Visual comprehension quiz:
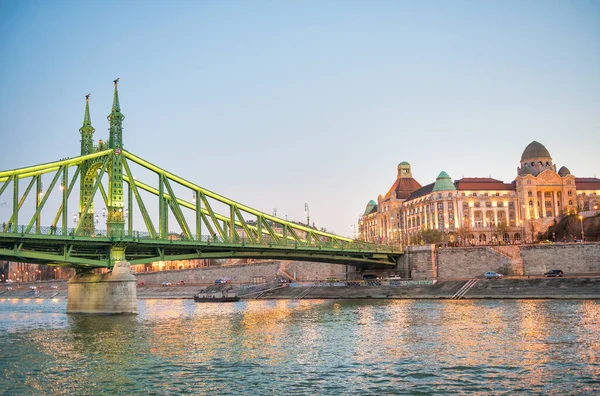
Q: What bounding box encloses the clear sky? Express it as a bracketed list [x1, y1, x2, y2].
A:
[1, 0, 599, 237]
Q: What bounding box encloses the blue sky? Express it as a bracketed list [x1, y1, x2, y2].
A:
[1, 0, 599, 237]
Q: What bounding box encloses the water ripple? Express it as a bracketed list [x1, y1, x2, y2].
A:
[0, 299, 599, 394]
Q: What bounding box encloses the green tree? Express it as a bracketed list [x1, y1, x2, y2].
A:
[420, 228, 442, 244]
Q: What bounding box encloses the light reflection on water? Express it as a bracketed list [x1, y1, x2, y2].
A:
[0, 298, 599, 394]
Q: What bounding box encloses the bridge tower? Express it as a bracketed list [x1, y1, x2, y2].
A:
[106, 79, 126, 238]
[78, 94, 97, 236]
[67, 80, 137, 315]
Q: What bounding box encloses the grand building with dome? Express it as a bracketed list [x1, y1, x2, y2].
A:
[358, 141, 600, 245]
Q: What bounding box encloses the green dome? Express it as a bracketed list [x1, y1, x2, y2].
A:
[432, 171, 456, 192]
[398, 161, 410, 166]
[363, 200, 378, 215]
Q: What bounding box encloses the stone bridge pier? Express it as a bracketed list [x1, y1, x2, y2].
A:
[67, 261, 138, 314]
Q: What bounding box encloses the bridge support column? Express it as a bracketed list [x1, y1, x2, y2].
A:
[67, 261, 138, 314]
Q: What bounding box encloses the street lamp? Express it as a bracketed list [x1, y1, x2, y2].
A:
[579, 215, 584, 242]
[304, 203, 310, 227]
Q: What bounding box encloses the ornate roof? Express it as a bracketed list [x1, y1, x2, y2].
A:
[363, 200, 378, 215]
[521, 141, 551, 161]
[384, 177, 422, 200]
[558, 166, 571, 176]
[432, 171, 456, 192]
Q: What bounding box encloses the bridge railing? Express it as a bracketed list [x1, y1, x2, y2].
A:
[0, 224, 402, 252]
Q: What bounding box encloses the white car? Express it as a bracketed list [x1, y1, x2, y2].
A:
[161, 282, 172, 287]
[50, 285, 58, 289]
[385, 275, 402, 281]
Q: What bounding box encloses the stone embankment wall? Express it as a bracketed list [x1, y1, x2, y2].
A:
[521, 243, 600, 275]
[264, 278, 600, 299]
[135, 260, 347, 285]
[401, 242, 600, 280]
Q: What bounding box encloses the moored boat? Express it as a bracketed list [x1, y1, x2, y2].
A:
[194, 291, 240, 302]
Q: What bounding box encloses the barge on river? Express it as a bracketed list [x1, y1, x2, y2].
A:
[194, 290, 240, 303]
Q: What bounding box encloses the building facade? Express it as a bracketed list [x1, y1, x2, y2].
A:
[358, 141, 600, 246]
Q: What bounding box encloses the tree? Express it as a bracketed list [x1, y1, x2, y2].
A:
[495, 221, 509, 244]
[457, 223, 472, 246]
[420, 228, 442, 244]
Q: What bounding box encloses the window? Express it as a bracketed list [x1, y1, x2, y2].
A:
[496, 193, 500, 196]
[485, 202, 492, 208]
[528, 191, 532, 197]
[461, 192, 466, 196]
[497, 202, 504, 207]
[474, 202, 481, 208]
[473, 193, 477, 197]
[544, 192, 551, 198]
[569, 200, 573, 205]
[484, 193, 489, 197]
[568, 191, 572, 197]
[438, 203, 444, 210]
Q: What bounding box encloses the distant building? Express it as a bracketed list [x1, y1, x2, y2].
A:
[358, 141, 600, 245]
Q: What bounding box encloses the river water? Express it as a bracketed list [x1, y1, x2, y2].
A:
[0, 298, 598, 395]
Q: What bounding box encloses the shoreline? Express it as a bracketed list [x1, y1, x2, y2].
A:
[2, 278, 599, 301]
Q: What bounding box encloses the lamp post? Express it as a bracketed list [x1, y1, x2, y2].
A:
[579, 215, 584, 242]
[304, 203, 310, 227]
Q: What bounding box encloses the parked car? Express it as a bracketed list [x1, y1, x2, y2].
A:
[362, 274, 380, 280]
[484, 271, 503, 279]
[544, 270, 564, 277]
[5, 286, 13, 290]
[50, 285, 58, 289]
[176, 281, 185, 285]
[161, 282, 172, 287]
[385, 275, 402, 281]
[29, 286, 37, 290]
[137, 282, 145, 287]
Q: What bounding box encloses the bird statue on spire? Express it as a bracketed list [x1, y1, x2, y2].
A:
[113, 78, 120, 85]
[85, 93, 91, 100]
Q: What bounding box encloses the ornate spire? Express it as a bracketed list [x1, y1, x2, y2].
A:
[111, 78, 121, 112]
[108, 78, 125, 149]
[79, 93, 95, 155]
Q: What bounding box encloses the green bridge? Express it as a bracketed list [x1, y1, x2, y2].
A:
[0, 80, 402, 279]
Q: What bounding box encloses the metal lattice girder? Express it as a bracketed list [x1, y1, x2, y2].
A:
[121, 150, 370, 247]
[0, 149, 401, 269]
